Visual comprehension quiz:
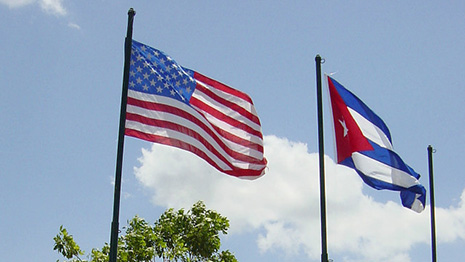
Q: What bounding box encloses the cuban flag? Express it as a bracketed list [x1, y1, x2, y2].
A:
[327, 75, 426, 212]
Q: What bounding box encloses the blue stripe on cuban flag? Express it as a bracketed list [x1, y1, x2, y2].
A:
[327, 75, 426, 213]
[329, 78, 392, 144]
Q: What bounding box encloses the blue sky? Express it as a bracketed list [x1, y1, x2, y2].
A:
[1, 1, 464, 262]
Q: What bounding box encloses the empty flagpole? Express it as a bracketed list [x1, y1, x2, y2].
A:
[109, 8, 136, 262]
[315, 55, 329, 262]
[428, 145, 437, 262]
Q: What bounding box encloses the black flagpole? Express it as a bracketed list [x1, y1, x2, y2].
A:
[109, 8, 135, 262]
[315, 55, 329, 262]
[428, 145, 437, 262]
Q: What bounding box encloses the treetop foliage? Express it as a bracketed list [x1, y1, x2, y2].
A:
[53, 201, 237, 262]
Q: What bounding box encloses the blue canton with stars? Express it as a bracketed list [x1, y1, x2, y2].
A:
[129, 40, 196, 104]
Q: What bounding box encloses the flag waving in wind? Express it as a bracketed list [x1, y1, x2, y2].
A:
[327, 75, 426, 212]
[125, 40, 267, 179]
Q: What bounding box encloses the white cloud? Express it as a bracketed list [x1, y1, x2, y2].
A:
[133, 135, 465, 262]
[39, 0, 66, 16]
[67, 22, 81, 30]
[0, 0, 35, 8]
[435, 190, 465, 242]
[0, 0, 67, 16]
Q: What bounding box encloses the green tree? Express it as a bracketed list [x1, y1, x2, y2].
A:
[154, 201, 233, 262]
[53, 225, 85, 262]
[54, 201, 237, 262]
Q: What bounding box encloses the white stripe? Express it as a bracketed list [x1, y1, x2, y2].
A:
[127, 103, 265, 162]
[126, 120, 265, 170]
[410, 195, 425, 213]
[126, 120, 231, 170]
[192, 106, 264, 145]
[129, 90, 264, 147]
[196, 81, 257, 117]
[348, 108, 393, 150]
[192, 88, 262, 132]
[352, 152, 420, 188]
[127, 90, 265, 164]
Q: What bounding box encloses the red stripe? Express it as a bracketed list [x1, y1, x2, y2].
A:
[127, 112, 233, 169]
[127, 97, 265, 163]
[194, 83, 261, 126]
[189, 96, 263, 140]
[125, 127, 224, 171]
[128, 96, 264, 151]
[193, 71, 253, 104]
[125, 128, 266, 178]
[126, 112, 265, 165]
[209, 124, 264, 153]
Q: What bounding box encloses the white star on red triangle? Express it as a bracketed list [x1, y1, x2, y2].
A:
[339, 119, 348, 137]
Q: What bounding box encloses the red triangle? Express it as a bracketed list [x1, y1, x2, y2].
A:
[327, 77, 373, 163]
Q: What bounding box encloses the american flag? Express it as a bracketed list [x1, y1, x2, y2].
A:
[125, 40, 267, 179]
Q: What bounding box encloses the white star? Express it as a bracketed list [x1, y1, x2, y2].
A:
[339, 119, 349, 137]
